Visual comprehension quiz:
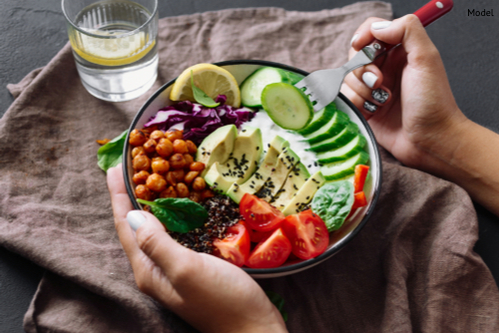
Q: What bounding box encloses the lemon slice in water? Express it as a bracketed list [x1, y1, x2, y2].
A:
[70, 29, 155, 67]
[170, 63, 241, 108]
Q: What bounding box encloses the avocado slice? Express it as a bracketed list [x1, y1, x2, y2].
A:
[196, 124, 238, 176]
[282, 171, 326, 216]
[271, 162, 310, 211]
[204, 127, 263, 193]
[227, 135, 289, 204]
[256, 147, 300, 202]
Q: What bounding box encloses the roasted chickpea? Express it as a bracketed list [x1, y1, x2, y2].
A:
[189, 191, 202, 203]
[189, 161, 205, 172]
[166, 171, 177, 186]
[186, 140, 197, 154]
[135, 184, 153, 200]
[183, 153, 194, 166]
[131, 146, 146, 158]
[151, 157, 170, 174]
[156, 138, 174, 158]
[150, 130, 165, 141]
[184, 171, 199, 184]
[133, 154, 151, 171]
[192, 177, 206, 191]
[143, 139, 157, 154]
[160, 186, 177, 198]
[146, 173, 167, 192]
[129, 129, 147, 146]
[133, 170, 150, 185]
[173, 139, 189, 154]
[201, 189, 215, 200]
[169, 153, 186, 169]
[166, 129, 183, 142]
[176, 183, 189, 198]
[171, 169, 185, 183]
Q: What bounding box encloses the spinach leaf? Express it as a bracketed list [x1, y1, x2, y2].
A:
[137, 198, 208, 233]
[191, 71, 220, 108]
[265, 291, 288, 322]
[97, 130, 128, 172]
[311, 181, 354, 232]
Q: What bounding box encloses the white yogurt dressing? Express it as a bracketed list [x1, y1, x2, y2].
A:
[242, 110, 320, 175]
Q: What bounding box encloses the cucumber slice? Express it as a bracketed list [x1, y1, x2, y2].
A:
[303, 111, 349, 145]
[240, 67, 304, 107]
[307, 122, 359, 153]
[321, 151, 370, 181]
[316, 135, 367, 164]
[296, 103, 337, 136]
[261, 82, 313, 131]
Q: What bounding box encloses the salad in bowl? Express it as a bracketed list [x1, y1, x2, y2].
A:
[122, 60, 381, 278]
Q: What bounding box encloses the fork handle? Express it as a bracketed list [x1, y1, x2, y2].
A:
[362, 0, 454, 61]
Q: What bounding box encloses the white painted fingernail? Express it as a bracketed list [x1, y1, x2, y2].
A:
[127, 210, 146, 231]
[350, 33, 359, 46]
[362, 72, 378, 88]
[372, 21, 392, 30]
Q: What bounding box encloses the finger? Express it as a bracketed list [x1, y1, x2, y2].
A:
[344, 69, 392, 105]
[351, 63, 384, 89]
[340, 83, 375, 120]
[135, 211, 201, 283]
[350, 17, 388, 51]
[107, 165, 143, 265]
[370, 14, 442, 70]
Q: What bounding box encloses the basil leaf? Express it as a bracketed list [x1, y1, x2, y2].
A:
[137, 198, 208, 233]
[311, 181, 354, 232]
[265, 291, 288, 322]
[97, 130, 128, 173]
[191, 71, 220, 108]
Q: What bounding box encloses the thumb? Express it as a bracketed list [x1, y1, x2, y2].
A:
[371, 14, 442, 70]
[128, 210, 195, 278]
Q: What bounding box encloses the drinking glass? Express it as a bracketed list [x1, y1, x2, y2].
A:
[62, 0, 158, 102]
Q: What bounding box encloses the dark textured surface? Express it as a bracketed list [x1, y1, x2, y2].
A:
[0, 1, 497, 332]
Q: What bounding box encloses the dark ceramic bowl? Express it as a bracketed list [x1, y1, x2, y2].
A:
[123, 60, 382, 278]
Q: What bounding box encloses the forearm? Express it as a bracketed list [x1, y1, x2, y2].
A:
[418, 118, 499, 215]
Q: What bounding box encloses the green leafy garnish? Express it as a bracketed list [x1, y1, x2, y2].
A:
[137, 198, 208, 233]
[97, 130, 127, 172]
[311, 181, 354, 232]
[191, 71, 220, 108]
[266, 291, 288, 322]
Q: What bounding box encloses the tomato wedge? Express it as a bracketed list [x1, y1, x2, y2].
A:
[282, 210, 329, 260]
[213, 222, 250, 267]
[246, 228, 292, 268]
[250, 229, 274, 243]
[240, 193, 285, 232]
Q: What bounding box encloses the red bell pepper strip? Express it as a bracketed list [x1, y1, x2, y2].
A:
[353, 165, 370, 193]
[351, 191, 367, 210]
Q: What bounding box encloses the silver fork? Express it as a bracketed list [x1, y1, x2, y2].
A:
[295, 0, 454, 112]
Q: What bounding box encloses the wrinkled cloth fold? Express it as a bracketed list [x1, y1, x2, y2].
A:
[0, 3, 497, 332]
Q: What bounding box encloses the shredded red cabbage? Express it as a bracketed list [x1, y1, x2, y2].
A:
[145, 95, 255, 145]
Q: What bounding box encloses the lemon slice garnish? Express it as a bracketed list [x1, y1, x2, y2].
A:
[70, 29, 155, 67]
[170, 63, 241, 108]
